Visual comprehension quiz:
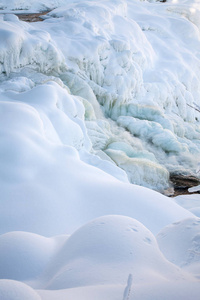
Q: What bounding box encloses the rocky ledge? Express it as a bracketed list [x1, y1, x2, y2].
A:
[169, 173, 200, 197]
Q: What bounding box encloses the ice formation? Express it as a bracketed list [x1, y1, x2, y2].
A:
[37, 215, 197, 289]
[174, 194, 200, 217]
[0, 0, 200, 299]
[0, 0, 199, 190]
[0, 0, 66, 12]
[0, 216, 200, 300]
[0, 14, 66, 75]
[0, 82, 193, 235]
[32, 0, 200, 190]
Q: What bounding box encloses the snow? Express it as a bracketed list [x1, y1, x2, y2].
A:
[0, 0, 200, 299]
[0, 15, 66, 75]
[157, 217, 200, 277]
[38, 215, 182, 290]
[1, 216, 200, 300]
[0, 0, 67, 12]
[174, 194, 200, 217]
[1, 0, 200, 188]
[31, 0, 200, 183]
[0, 280, 41, 300]
[0, 231, 59, 281]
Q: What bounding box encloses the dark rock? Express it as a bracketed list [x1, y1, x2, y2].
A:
[16, 11, 50, 23]
[169, 173, 200, 197]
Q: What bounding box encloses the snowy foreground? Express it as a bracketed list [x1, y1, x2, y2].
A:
[0, 0, 200, 299]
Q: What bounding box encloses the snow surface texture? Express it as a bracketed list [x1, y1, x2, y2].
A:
[1, 216, 200, 300]
[174, 194, 200, 217]
[157, 216, 200, 277]
[0, 0, 200, 300]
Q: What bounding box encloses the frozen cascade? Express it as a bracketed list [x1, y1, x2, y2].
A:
[44, 0, 200, 191]
[0, 0, 200, 191]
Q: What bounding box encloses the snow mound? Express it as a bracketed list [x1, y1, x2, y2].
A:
[0, 16, 65, 75]
[174, 194, 200, 218]
[0, 280, 41, 300]
[157, 217, 200, 277]
[0, 231, 57, 281]
[41, 215, 185, 290]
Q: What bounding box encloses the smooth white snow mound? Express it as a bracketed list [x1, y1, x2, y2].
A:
[0, 16, 65, 75]
[38, 284, 124, 300]
[40, 215, 191, 290]
[174, 194, 200, 217]
[0, 231, 58, 281]
[38, 281, 200, 300]
[105, 147, 169, 190]
[0, 280, 41, 300]
[157, 217, 200, 276]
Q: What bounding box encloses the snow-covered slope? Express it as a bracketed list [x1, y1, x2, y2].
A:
[0, 0, 200, 299]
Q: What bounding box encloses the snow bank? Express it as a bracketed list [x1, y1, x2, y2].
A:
[174, 194, 200, 217]
[0, 280, 41, 300]
[0, 1, 199, 299]
[157, 217, 200, 277]
[0, 231, 58, 281]
[41, 215, 186, 290]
